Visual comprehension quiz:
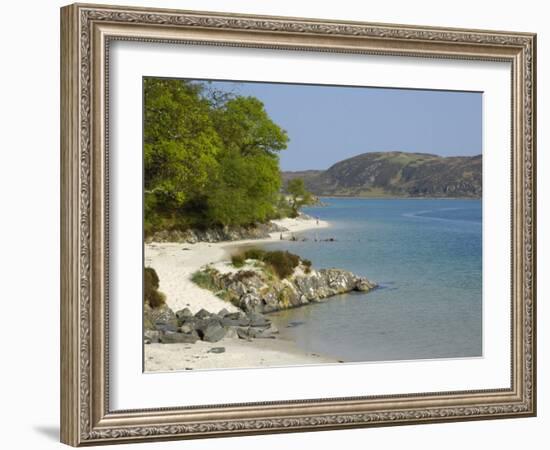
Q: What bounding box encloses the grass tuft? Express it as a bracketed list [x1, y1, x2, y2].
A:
[191, 269, 218, 291]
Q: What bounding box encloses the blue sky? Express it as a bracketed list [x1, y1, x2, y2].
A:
[206, 79, 482, 171]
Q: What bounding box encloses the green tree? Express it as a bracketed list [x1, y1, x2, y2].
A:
[143, 78, 221, 231]
[211, 96, 288, 157]
[207, 150, 281, 225]
[205, 96, 288, 226]
[286, 178, 313, 217]
[143, 79, 289, 233]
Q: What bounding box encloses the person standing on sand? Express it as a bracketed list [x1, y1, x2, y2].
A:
[316, 216, 319, 225]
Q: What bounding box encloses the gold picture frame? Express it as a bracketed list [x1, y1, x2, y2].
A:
[60, 3, 536, 446]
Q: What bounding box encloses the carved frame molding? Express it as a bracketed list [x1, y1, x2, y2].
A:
[60, 3, 536, 446]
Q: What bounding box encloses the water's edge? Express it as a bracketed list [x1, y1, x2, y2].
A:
[256, 198, 482, 363]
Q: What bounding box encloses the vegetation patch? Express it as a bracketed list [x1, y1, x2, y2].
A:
[231, 254, 246, 268]
[233, 248, 301, 279]
[191, 269, 219, 291]
[243, 248, 267, 260]
[144, 78, 291, 236]
[144, 267, 166, 308]
[302, 258, 312, 274]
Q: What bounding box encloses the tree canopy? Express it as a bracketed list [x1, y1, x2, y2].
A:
[143, 78, 289, 234]
[286, 178, 314, 217]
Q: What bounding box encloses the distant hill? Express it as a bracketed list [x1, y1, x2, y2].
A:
[282, 152, 482, 198]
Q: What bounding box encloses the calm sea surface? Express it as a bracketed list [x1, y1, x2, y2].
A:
[262, 198, 482, 362]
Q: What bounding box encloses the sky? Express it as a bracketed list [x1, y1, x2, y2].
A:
[205, 79, 482, 172]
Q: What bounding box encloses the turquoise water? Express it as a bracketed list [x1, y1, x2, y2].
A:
[263, 198, 482, 362]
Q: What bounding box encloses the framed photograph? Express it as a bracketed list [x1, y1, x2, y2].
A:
[60, 3, 537, 446]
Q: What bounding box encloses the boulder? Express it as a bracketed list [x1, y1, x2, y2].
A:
[196, 319, 226, 343]
[247, 312, 270, 328]
[155, 322, 178, 333]
[195, 308, 212, 320]
[224, 311, 248, 320]
[239, 327, 276, 339]
[207, 347, 226, 354]
[144, 303, 178, 332]
[160, 330, 199, 344]
[236, 327, 253, 340]
[355, 278, 377, 291]
[179, 323, 195, 334]
[221, 316, 250, 327]
[175, 307, 193, 324]
[217, 308, 231, 317]
[202, 323, 226, 343]
[144, 330, 161, 344]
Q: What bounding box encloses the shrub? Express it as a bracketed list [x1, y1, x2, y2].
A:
[243, 248, 266, 260]
[263, 250, 300, 279]
[231, 254, 245, 267]
[230, 248, 303, 279]
[191, 269, 218, 291]
[144, 267, 166, 308]
[302, 258, 312, 274]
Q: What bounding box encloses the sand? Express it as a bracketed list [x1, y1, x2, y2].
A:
[144, 337, 337, 372]
[144, 216, 329, 314]
[144, 216, 330, 371]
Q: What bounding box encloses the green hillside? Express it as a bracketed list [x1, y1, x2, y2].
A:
[282, 152, 481, 198]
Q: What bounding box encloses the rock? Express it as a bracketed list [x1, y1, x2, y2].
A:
[144, 303, 178, 332]
[221, 316, 250, 327]
[238, 293, 264, 313]
[239, 327, 276, 339]
[160, 330, 199, 344]
[225, 311, 247, 320]
[146, 222, 287, 244]
[189, 260, 377, 315]
[179, 323, 194, 334]
[355, 278, 377, 291]
[155, 322, 178, 333]
[251, 329, 277, 339]
[195, 308, 212, 320]
[236, 327, 253, 340]
[217, 308, 230, 317]
[207, 347, 226, 354]
[197, 319, 226, 342]
[175, 307, 193, 324]
[247, 312, 270, 327]
[144, 330, 161, 344]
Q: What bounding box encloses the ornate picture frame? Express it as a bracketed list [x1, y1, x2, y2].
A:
[60, 3, 536, 446]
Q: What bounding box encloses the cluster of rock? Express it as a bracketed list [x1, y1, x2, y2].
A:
[144, 304, 278, 345]
[199, 264, 377, 314]
[145, 221, 285, 244]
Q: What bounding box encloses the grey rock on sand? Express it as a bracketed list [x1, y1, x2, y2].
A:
[197, 319, 226, 343]
[160, 330, 199, 344]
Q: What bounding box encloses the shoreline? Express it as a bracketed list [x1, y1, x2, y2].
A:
[317, 195, 481, 200]
[144, 335, 338, 372]
[144, 216, 331, 371]
[145, 216, 329, 314]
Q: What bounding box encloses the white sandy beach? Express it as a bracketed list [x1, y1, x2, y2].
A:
[144, 216, 330, 371]
[144, 216, 329, 314]
[145, 337, 337, 372]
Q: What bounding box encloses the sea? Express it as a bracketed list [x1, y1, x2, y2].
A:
[261, 197, 482, 363]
